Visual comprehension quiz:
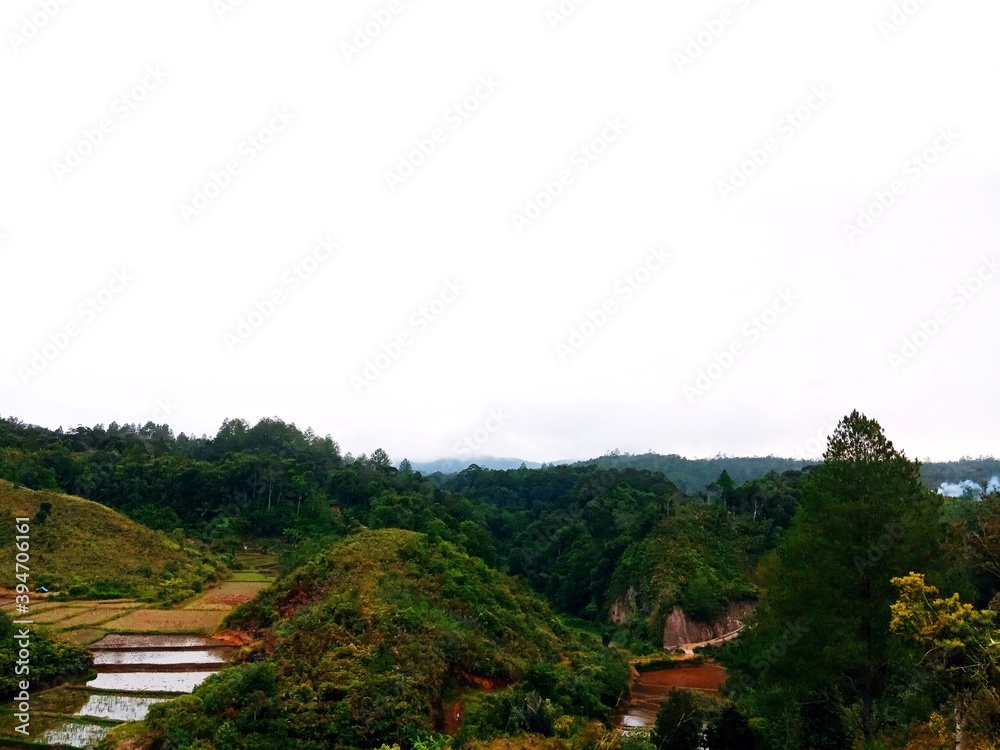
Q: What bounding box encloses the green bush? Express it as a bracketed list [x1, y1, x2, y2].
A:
[0, 611, 93, 697]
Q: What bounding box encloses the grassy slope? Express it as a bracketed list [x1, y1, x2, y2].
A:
[230, 527, 563, 670]
[0, 480, 222, 600]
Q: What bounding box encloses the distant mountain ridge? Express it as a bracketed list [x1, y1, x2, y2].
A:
[410, 452, 1000, 494]
[408, 456, 546, 474]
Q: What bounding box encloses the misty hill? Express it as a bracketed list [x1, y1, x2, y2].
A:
[416, 453, 814, 491]
[587, 453, 1000, 495]
[421, 451, 1000, 495]
[573, 453, 815, 492]
[921, 457, 1000, 496]
[408, 455, 545, 473]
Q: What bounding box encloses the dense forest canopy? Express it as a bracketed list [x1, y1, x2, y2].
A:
[0, 414, 802, 634]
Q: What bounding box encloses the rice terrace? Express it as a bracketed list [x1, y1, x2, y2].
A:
[0, 479, 276, 748]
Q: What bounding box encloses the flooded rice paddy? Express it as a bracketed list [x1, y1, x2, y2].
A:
[86, 669, 222, 693]
[93, 648, 236, 666]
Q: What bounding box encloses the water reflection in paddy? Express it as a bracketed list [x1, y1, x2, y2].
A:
[76, 693, 170, 721]
[90, 634, 223, 650]
[41, 720, 110, 749]
[93, 649, 235, 666]
[88, 670, 219, 693]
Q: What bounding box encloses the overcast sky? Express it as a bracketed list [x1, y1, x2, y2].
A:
[2, 0, 998, 464]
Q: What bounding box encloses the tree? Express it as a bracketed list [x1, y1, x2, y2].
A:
[368, 448, 394, 471]
[717, 469, 736, 511]
[705, 703, 756, 749]
[891, 572, 1000, 750]
[33, 500, 52, 524]
[724, 411, 943, 745]
[960, 494, 1000, 583]
[652, 689, 706, 750]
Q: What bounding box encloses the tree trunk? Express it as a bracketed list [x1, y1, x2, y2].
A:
[861, 690, 874, 740]
[861, 607, 875, 740]
[954, 690, 965, 750]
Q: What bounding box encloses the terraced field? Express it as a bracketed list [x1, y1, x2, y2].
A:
[0, 553, 277, 749]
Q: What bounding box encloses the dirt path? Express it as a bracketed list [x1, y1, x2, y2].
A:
[678, 624, 745, 656]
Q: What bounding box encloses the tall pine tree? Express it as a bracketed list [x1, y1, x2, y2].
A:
[724, 411, 942, 747]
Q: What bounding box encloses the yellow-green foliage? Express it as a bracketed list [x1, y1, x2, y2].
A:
[0, 480, 224, 601]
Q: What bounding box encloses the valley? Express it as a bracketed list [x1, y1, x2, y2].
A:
[0, 413, 997, 749]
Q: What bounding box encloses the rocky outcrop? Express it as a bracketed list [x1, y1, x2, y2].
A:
[662, 601, 754, 649]
[608, 585, 640, 625]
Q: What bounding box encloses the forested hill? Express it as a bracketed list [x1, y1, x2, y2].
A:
[112, 529, 631, 749]
[571, 453, 813, 492]
[577, 452, 1000, 493]
[0, 414, 783, 632]
[424, 452, 1000, 494]
[421, 455, 814, 492]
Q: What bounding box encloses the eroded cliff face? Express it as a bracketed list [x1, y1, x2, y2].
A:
[662, 601, 754, 649]
[608, 585, 640, 625]
[608, 590, 754, 649]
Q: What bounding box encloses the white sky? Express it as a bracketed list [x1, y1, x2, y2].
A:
[2, 0, 998, 464]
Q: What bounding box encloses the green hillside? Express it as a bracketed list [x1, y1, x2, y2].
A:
[0, 480, 223, 602]
[112, 529, 630, 749]
[608, 504, 759, 631]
